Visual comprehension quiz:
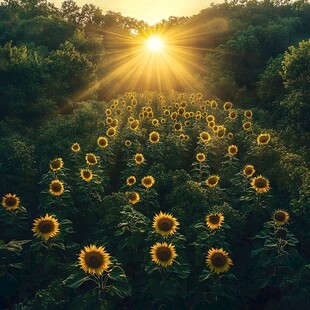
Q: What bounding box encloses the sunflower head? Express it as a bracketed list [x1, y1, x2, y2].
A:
[78, 244, 111, 275]
[223, 102, 233, 110]
[152, 119, 159, 126]
[273, 210, 289, 225]
[128, 192, 140, 204]
[229, 111, 237, 120]
[130, 120, 139, 130]
[217, 127, 226, 138]
[125, 140, 132, 147]
[243, 122, 252, 131]
[206, 248, 233, 274]
[149, 131, 160, 144]
[227, 132, 234, 139]
[86, 153, 98, 165]
[126, 176, 136, 186]
[49, 180, 64, 196]
[80, 169, 93, 182]
[141, 176, 155, 189]
[2, 193, 20, 211]
[244, 109, 253, 118]
[97, 137, 108, 148]
[211, 100, 217, 109]
[257, 133, 271, 145]
[107, 127, 116, 137]
[150, 242, 177, 267]
[243, 165, 255, 178]
[134, 153, 145, 165]
[206, 213, 224, 230]
[153, 211, 179, 236]
[251, 175, 270, 193]
[71, 143, 81, 153]
[228, 145, 238, 156]
[49, 158, 64, 171]
[207, 115, 215, 122]
[32, 213, 59, 240]
[206, 175, 220, 188]
[200, 131, 211, 143]
[196, 153, 206, 162]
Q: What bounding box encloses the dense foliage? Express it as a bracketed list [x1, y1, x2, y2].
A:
[0, 0, 309, 309]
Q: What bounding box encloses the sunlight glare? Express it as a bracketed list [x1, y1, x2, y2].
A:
[147, 36, 164, 52]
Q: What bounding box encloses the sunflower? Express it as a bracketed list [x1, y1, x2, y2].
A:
[152, 119, 159, 126]
[150, 242, 177, 267]
[243, 165, 255, 178]
[206, 248, 233, 274]
[251, 175, 270, 193]
[107, 127, 116, 137]
[174, 123, 182, 131]
[125, 140, 132, 147]
[126, 176, 136, 186]
[2, 193, 20, 211]
[141, 176, 155, 189]
[149, 131, 160, 144]
[211, 100, 217, 109]
[49, 158, 64, 171]
[217, 127, 226, 138]
[105, 108, 112, 116]
[243, 122, 252, 131]
[208, 121, 215, 129]
[106, 117, 112, 124]
[229, 111, 237, 120]
[178, 107, 185, 115]
[206, 213, 225, 230]
[228, 145, 238, 156]
[273, 210, 290, 225]
[134, 153, 145, 165]
[207, 115, 215, 122]
[196, 153, 206, 162]
[97, 137, 108, 148]
[71, 143, 81, 153]
[49, 180, 64, 196]
[244, 109, 253, 118]
[164, 109, 170, 116]
[110, 119, 118, 127]
[32, 214, 59, 240]
[78, 245, 111, 275]
[206, 175, 220, 188]
[200, 132, 211, 143]
[80, 169, 93, 182]
[223, 102, 233, 110]
[130, 120, 139, 130]
[257, 133, 270, 145]
[128, 192, 140, 204]
[153, 212, 179, 236]
[227, 132, 234, 139]
[86, 153, 98, 165]
[171, 112, 178, 120]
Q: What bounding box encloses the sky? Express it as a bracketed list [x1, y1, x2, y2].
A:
[51, 0, 223, 25]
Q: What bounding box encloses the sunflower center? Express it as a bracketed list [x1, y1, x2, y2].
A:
[151, 134, 159, 142]
[211, 253, 227, 268]
[244, 122, 251, 128]
[51, 160, 61, 169]
[5, 197, 17, 207]
[259, 136, 268, 143]
[245, 168, 253, 175]
[144, 178, 152, 185]
[208, 177, 218, 185]
[208, 215, 220, 225]
[255, 178, 267, 188]
[38, 221, 54, 233]
[158, 218, 173, 232]
[156, 247, 172, 262]
[99, 139, 107, 146]
[52, 183, 62, 192]
[83, 171, 91, 178]
[86, 252, 104, 269]
[87, 155, 96, 163]
[73, 145, 79, 150]
[275, 212, 286, 222]
[230, 147, 237, 154]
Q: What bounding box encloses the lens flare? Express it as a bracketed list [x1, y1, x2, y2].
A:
[147, 36, 164, 52]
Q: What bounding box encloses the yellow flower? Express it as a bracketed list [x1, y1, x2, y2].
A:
[229, 111, 237, 120]
[196, 153, 206, 162]
[97, 137, 108, 148]
[228, 145, 238, 156]
[125, 140, 132, 147]
[153, 211, 179, 236]
[206, 175, 220, 188]
[130, 120, 139, 130]
[128, 192, 140, 204]
[217, 127, 226, 138]
[105, 108, 112, 116]
[223, 102, 233, 110]
[126, 176, 136, 186]
[71, 143, 81, 153]
[251, 175, 270, 193]
[227, 132, 234, 139]
[150, 242, 177, 267]
[244, 110, 253, 118]
[206, 213, 224, 230]
[174, 123, 182, 131]
[243, 122, 252, 131]
[207, 115, 215, 122]
[273, 210, 290, 225]
[49, 158, 64, 171]
[49, 180, 64, 196]
[107, 127, 116, 137]
[200, 132, 211, 142]
[210, 100, 217, 109]
[86, 153, 98, 165]
[141, 176, 155, 189]
[152, 119, 159, 126]
[80, 169, 93, 182]
[257, 133, 270, 145]
[243, 165, 255, 178]
[206, 248, 233, 274]
[2, 193, 20, 211]
[32, 214, 59, 240]
[134, 153, 145, 165]
[78, 245, 111, 275]
[149, 131, 160, 144]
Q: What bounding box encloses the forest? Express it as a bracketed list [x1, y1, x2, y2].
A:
[0, 0, 309, 309]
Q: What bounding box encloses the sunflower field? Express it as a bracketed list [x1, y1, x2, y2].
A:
[1, 90, 309, 309]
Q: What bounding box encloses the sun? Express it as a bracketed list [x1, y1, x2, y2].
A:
[147, 36, 164, 52]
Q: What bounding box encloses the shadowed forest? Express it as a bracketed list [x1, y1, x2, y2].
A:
[0, 0, 310, 309]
